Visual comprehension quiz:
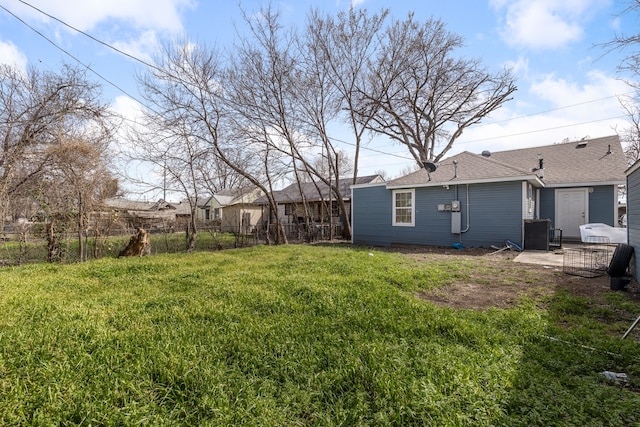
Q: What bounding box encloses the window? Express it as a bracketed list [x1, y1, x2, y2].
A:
[331, 202, 340, 218]
[285, 203, 295, 216]
[242, 212, 251, 226]
[214, 208, 221, 220]
[393, 189, 414, 226]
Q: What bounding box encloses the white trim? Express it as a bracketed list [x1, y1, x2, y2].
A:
[614, 185, 619, 226]
[350, 182, 387, 190]
[392, 189, 415, 227]
[548, 180, 624, 188]
[626, 159, 640, 175]
[386, 175, 544, 190]
[521, 182, 528, 220]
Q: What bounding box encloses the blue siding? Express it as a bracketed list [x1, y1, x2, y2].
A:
[539, 189, 555, 226]
[589, 186, 616, 225]
[628, 170, 640, 280]
[539, 185, 615, 228]
[353, 181, 524, 248]
[456, 182, 523, 247]
[351, 185, 393, 246]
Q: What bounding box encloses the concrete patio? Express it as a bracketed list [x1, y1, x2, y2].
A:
[514, 249, 566, 267]
[513, 243, 616, 268]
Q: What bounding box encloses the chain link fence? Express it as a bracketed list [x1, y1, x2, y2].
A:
[0, 220, 258, 266]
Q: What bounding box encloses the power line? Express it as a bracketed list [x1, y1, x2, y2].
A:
[327, 135, 414, 160]
[455, 114, 628, 145]
[0, 3, 148, 107]
[16, 0, 164, 74]
[350, 112, 629, 160]
[3, 0, 633, 163]
[475, 93, 634, 126]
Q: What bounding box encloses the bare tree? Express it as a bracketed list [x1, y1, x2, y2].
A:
[132, 41, 225, 252]
[225, 4, 317, 243]
[296, 11, 362, 239]
[619, 95, 640, 164]
[0, 63, 117, 261]
[37, 136, 118, 262]
[360, 14, 517, 165]
[603, 1, 640, 79]
[1, 65, 109, 218]
[306, 8, 388, 184]
[135, 34, 291, 246]
[602, 1, 640, 164]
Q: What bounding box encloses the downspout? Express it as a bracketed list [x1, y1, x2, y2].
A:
[461, 184, 470, 233]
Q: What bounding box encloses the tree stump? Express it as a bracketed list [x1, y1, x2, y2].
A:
[118, 228, 151, 257]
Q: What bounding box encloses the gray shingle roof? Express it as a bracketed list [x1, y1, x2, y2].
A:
[255, 174, 385, 204]
[104, 198, 157, 211]
[388, 135, 625, 188]
[388, 151, 534, 187]
[211, 187, 263, 206]
[488, 135, 625, 185]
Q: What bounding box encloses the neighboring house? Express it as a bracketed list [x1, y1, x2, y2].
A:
[352, 135, 626, 249]
[104, 198, 190, 230]
[256, 175, 385, 234]
[197, 187, 264, 233]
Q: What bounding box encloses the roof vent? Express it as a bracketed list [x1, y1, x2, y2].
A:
[481, 150, 491, 157]
[576, 142, 588, 149]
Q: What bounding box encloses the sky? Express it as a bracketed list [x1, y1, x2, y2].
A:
[0, 0, 637, 193]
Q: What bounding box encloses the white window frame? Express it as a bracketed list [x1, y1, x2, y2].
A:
[392, 189, 415, 226]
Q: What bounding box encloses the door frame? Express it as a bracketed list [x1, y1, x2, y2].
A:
[555, 188, 589, 238]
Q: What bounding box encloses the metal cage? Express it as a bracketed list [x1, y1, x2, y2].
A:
[563, 242, 615, 278]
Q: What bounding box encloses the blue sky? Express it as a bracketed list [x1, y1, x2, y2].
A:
[0, 0, 636, 184]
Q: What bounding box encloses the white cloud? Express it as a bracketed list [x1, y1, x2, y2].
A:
[7, 0, 193, 33]
[112, 30, 159, 64]
[504, 56, 529, 77]
[453, 69, 630, 153]
[491, 0, 608, 50]
[110, 95, 145, 152]
[530, 70, 628, 111]
[111, 94, 144, 118]
[0, 38, 27, 71]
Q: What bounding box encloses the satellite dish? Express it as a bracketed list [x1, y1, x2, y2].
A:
[422, 161, 438, 172]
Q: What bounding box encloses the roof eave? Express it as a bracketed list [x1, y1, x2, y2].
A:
[626, 159, 640, 176]
[350, 182, 388, 190]
[385, 175, 544, 189]
[544, 180, 625, 188]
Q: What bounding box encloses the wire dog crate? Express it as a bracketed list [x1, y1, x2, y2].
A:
[563, 238, 616, 278]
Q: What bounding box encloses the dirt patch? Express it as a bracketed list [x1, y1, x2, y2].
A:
[382, 245, 640, 311]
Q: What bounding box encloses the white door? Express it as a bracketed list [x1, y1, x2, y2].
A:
[555, 189, 588, 239]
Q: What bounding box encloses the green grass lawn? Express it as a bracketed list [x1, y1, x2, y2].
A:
[1, 245, 639, 426]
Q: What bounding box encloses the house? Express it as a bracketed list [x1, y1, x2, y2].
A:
[197, 187, 264, 233]
[256, 175, 385, 236]
[104, 198, 193, 231]
[352, 135, 626, 249]
[625, 160, 640, 279]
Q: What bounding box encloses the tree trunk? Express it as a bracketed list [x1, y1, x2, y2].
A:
[77, 198, 85, 262]
[185, 213, 198, 252]
[46, 220, 61, 263]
